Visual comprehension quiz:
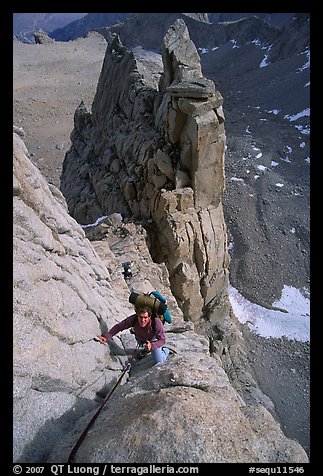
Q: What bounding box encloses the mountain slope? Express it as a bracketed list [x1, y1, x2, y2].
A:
[96, 13, 280, 51]
[13, 13, 88, 43]
[208, 12, 300, 27]
[200, 15, 310, 306]
[49, 12, 133, 41]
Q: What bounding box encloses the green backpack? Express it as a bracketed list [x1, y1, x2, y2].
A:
[129, 290, 172, 324]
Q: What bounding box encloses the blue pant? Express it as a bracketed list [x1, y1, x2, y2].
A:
[136, 338, 170, 364]
[152, 345, 170, 364]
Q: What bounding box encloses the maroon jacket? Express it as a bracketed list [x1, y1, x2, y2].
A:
[104, 314, 166, 350]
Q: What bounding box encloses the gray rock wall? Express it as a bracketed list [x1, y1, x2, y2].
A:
[14, 132, 132, 462]
[48, 335, 308, 464]
[61, 19, 229, 327]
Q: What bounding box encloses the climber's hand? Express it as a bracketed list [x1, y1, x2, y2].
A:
[145, 340, 152, 351]
[97, 335, 107, 344]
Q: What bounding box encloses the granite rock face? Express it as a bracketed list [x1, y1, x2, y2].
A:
[48, 340, 308, 464]
[13, 132, 126, 462]
[60, 19, 229, 328]
[13, 132, 308, 463]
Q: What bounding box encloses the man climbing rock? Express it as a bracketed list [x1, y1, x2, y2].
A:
[98, 306, 170, 364]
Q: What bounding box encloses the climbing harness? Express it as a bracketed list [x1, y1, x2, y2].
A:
[67, 341, 148, 463]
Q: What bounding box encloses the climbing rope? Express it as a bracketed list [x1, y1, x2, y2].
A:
[68, 337, 150, 463]
[68, 360, 131, 463]
[67, 338, 175, 463]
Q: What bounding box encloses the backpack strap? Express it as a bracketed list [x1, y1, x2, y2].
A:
[149, 291, 172, 324]
[149, 290, 166, 303]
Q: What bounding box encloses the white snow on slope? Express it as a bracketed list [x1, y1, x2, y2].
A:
[295, 124, 310, 135]
[259, 44, 272, 68]
[297, 49, 310, 72]
[81, 215, 108, 228]
[229, 284, 310, 342]
[257, 164, 267, 171]
[284, 109, 310, 122]
[266, 109, 280, 115]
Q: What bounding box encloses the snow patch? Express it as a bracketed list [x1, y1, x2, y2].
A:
[230, 177, 245, 183]
[295, 124, 310, 135]
[297, 49, 310, 72]
[259, 45, 272, 68]
[229, 284, 310, 342]
[81, 215, 109, 228]
[266, 109, 280, 115]
[281, 156, 292, 163]
[284, 108, 310, 122]
[257, 165, 267, 171]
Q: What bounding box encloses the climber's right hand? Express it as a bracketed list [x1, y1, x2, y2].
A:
[97, 335, 107, 344]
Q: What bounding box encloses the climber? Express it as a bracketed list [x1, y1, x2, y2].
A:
[98, 306, 170, 364]
[122, 261, 132, 280]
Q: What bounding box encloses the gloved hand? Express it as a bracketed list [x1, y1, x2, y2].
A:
[145, 340, 152, 351]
